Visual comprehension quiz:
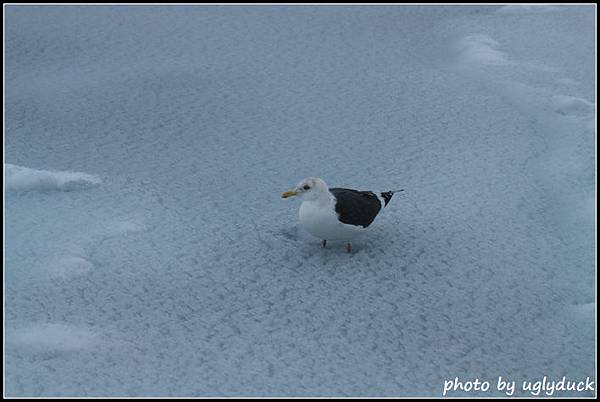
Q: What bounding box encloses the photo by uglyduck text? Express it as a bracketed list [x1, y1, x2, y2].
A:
[442, 376, 595, 396]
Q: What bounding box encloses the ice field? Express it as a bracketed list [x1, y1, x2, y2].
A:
[4, 5, 596, 396]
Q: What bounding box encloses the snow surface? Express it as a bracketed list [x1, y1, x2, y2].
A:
[4, 5, 596, 397]
[5, 164, 102, 192]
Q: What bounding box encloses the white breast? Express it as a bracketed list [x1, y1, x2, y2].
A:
[299, 199, 365, 241]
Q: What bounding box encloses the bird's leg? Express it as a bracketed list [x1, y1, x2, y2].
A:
[346, 243, 352, 253]
[321, 239, 327, 248]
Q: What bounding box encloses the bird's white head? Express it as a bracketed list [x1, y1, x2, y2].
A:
[282, 177, 330, 201]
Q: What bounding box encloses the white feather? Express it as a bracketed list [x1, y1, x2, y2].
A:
[292, 177, 367, 241]
[299, 197, 366, 241]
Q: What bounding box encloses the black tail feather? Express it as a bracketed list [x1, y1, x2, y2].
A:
[380, 189, 403, 206]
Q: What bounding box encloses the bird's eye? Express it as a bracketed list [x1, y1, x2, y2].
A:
[303, 185, 310, 190]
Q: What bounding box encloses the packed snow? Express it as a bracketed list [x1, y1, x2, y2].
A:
[5, 164, 101, 192]
[4, 5, 596, 397]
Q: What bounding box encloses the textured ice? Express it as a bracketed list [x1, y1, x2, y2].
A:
[4, 5, 596, 397]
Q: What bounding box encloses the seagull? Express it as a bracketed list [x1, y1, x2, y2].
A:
[282, 177, 402, 253]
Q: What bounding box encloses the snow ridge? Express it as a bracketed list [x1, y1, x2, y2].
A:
[5, 164, 102, 192]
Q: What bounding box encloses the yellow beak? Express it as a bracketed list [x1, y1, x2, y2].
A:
[281, 190, 298, 198]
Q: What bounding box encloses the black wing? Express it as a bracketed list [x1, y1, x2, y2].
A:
[329, 188, 382, 228]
